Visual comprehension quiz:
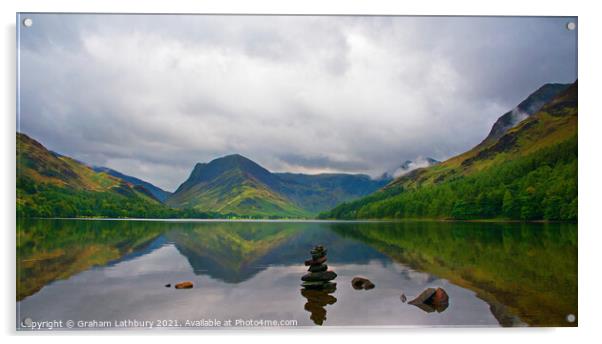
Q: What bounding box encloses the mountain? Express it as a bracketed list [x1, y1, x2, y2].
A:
[275, 172, 389, 213]
[479, 83, 570, 146]
[16, 133, 386, 219]
[93, 166, 172, 202]
[321, 81, 577, 221]
[16, 133, 178, 218]
[166, 154, 307, 217]
[166, 154, 388, 217]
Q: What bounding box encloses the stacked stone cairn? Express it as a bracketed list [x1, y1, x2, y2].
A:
[301, 245, 337, 289]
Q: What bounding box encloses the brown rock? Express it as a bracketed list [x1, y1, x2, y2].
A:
[310, 247, 327, 260]
[175, 281, 193, 289]
[301, 281, 336, 289]
[302, 271, 337, 282]
[351, 276, 375, 290]
[310, 245, 326, 255]
[309, 264, 328, 272]
[304, 256, 327, 266]
[408, 287, 449, 313]
[432, 287, 449, 305]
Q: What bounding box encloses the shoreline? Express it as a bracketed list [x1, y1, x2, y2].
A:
[18, 217, 577, 224]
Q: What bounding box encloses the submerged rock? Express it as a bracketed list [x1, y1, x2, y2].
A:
[175, 281, 194, 289]
[351, 276, 375, 290]
[408, 287, 449, 313]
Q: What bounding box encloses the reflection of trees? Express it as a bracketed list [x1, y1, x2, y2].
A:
[331, 221, 577, 326]
[17, 218, 165, 300]
[300, 284, 337, 325]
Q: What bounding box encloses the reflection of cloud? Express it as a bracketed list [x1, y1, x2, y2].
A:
[18, 15, 577, 190]
[104, 244, 192, 277]
[19, 252, 500, 326]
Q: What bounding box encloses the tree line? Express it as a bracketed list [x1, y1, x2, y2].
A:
[321, 135, 577, 221]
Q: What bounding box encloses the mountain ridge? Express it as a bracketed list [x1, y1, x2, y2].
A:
[16, 133, 175, 218]
[321, 81, 577, 221]
[167, 154, 389, 217]
[479, 83, 570, 147]
[93, 166, 172, 202]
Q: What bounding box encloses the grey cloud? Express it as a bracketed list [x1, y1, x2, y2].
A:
[276, 153, 371, 173]
[18, 14, 577, 191]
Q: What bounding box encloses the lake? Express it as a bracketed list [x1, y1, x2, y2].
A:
[16, 219, 577, 329]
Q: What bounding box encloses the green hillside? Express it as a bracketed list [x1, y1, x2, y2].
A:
[167, 154, 387, 218]
[93, 166, 172, 202]
[321, 81, 577, 221]
[16, 133, 208, 218]
[166, 155, 309, 217]
[275, 172, 388, 213]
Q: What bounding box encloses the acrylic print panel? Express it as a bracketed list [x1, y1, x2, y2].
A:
[16, 13, 578, 329]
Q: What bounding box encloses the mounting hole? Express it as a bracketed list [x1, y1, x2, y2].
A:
[23, 18, 33, 28]
[566, 22, 576, 31]
[566, 313, 576, 323]
[22, 317, 32, 327]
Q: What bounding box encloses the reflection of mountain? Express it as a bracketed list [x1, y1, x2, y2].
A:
[332, 221, 577, 327]
[18, 220, 393, 300]
[165, 223, 301, 283]
[165, 222, 389, 283]
[17, 219, 164, 301]
[104, 235, 170, 267]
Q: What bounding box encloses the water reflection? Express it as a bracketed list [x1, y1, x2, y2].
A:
[332, 221, 577, 326]
[16, 219, 577, 327]
[300, 284, 337, 325]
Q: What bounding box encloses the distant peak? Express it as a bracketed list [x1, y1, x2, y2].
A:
[174, 153, 276, 194]
[215, 153, 250, 161]
[480, 82, 572, 146]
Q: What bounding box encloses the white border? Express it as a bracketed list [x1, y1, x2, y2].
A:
[2, 1, 601, 343]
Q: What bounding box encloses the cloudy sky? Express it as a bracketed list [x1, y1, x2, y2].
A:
[18, 14, 577, 191]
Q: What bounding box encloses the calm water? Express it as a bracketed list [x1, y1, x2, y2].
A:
[16, 219, 577, 329]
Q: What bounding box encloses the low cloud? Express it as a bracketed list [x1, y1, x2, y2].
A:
[18, 15, 577, 191]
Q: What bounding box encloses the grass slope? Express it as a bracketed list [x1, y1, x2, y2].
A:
[321, 81, 577, 221]
[16, 133, 210, 218]
[168, 154, 387, 218]
[167, 161, 309, 218]
[93, 166, 172, 202]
